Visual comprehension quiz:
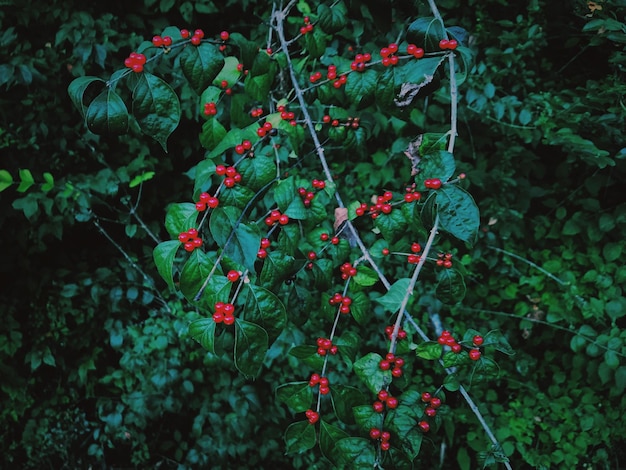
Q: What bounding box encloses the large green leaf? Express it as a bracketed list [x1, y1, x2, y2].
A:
[164, 202, 198, 238]
[152, 240, 180, 290]
[436, 185, 480, 244]
[349, 291, 371, 326]
[180, 250, 229, 303]
[132, 72, 181, 151]
[331, 385, 367, 424]
[353, 352, 392, 395]
[375, 278, 411, 312]
[188, 318, 217, 354]
[260, 250, 296, 291]
[234, 319, 268, 378]
[275, 382, 314, 413]
[179, 42, 224, 94]
[418, 150, 456, 183]
[415, 341, 443, 360]
[384, 393, 424, 460]
[244, 284, 287, 343]
[407, 16, 446, 51]
[435, 268, 467, 304]
[319, 420, 350, 464]
[68, 76, 104, 119]
[353, 405, 383, 434]
[284, 420, 316, 454]
[317, 1, 348, 34]
[85, 88, 129, 135]
[237, 155, 276, 192]
[394, 56, 445, 87]
[344, 69, 377, 107]
[334, 437, 376, 469]
[209, 206, 261, 272]
[199, 118, 227, 150]
[374, 208, 408, 244]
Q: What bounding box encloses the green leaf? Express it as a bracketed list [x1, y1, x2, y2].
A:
[332, 385, 367, 425]
[394, 56, 445, 87]
[289, 345, 325, 369]
[348, 291, 371, 326]
[374, 208, 408, 244]
[606, 298, 626, 320]
[67, 76, 105, 119]
[0, 169, 13, 192]
[442, 350, 467, 368]
[218, 184, 256, 210]
[334, 437, 376, 469]
[245, 72, 273, 102]
[407, 16, 446, 50]
[275, 382, 314, 413]
[334, 331, 361, 363]
[86, 88, 129, 135]
[260, 250, 296, 291]
[319, 420, 350, 463]
[234, 319, 269, 378]
[237, 155, 276, 192]
[344, 69, 377, 107]
[384, 395, 424, 460]
[352, 266, 378, 287]
[188, 318, 217, 354]
[179, 42, 225, 94]
[210, 206, 261, 272]
[129, 171, 155, 188]
[284, 420, 316, 454]
[317, 1, 348, 34]
[212, 56, 242, 89]
[436, 268, 466, 304]
[179, 250, 227, 303]
[153, 240, 180, 290]
[375, 278, 411, 312]
[615, 366, 626, 391]
[353, 405, 383, 433]
[375, 67, 396, 108]
[483, 330, 515, 356]
[436, 185, 480, 244]
[244, 284, 287, 344]
[353, 352, 392, 394]
[199, 118, 227, 150]
[418, 150, 456, 183]
[303, 28, 327, 59]
[415, 341, 443, 360]
[164, 202, 198, 238]
[443, 374, 460, 392]
[132, 72, 181, 151]
[17, 168, 34, 193]
[41, 172, 54, 192]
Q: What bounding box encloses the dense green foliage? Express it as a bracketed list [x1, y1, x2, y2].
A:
[1, 0, 625, 468]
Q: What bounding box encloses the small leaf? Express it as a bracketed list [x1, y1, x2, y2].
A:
[384, 395, 424, 460]
[284, 421, 316, 454]
[344, 69, 377, 107]
[132, 72, 181, 151]
[436, 185, 480, 245]
[415, 341, 443, 360]
[237, 155, 276, 192]
[374, 208, 408, 244]
[483, 330, 515, 356]
[129, 171, 155, 188]
[41, 172, 54, 192]
[353, 405, 383, 433]
[234, 319, 269, 378]
[334, 331, 361, 363]
[436, 268, 467, 304]
[317, 1, 348, 34]
[289, 345, 324, 369]
[17, 169, 35, 193]
[153, 240, 180, 290]
[164, 202, 198, 239]
[443, 374, 460, 391]
[179, 251, 226, 303]
[407, 16, 446, 50]
[352, 266, 378, 287]
[86, 88, 129, 135]
[275, 382, 314, 413]
[179, 42, 225, 94]
[199, 118, 227, 150]
[188, 318, 217, 353]
[375, 278, 411, 312]
[0, 169, 13, 192]
[260, 250, 296, 291]
[394, 56, 445, 88]
[353, 352, 392, 394]
[348, 291, 371, 326]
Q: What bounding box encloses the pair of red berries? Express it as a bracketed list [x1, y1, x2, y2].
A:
[379, 352, 405, 377]
[406, 43, 425, 59]
[372, 389, 399, 413]
[305, 409, 319, 424]
[319, 233, 340, 245]
[424, 178, 443, 189]
[234, 139, 252, 155]
[369, 427, 392, 451]
[384, 325, 407, 341]
[299, 16, 314, 35]
[264, 210, 289, 227]
[178, 228, 202, 252]
[195, 192, 219, 212]
[257, 237, 271, 259]
[151, 35, 172, 47]
[439, 38, 458, 50]
[256, 121, 274, 138]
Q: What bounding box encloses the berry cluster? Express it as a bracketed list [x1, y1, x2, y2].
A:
[328, 292, 352, 314]
[316, 337, 338, 356]
[380, 43, 400, 67]
[178, 228, 202, 252]
[190, 29, 204, 46]
[212, 301, 235, 325]
[305, 409, 319, 425]
[203, 101, 217, 116]
[339, 262, 357, 280]
[297, 179, 325, 207]
[369, 427, 392, 452]
[350, 52, 372, 72]
[256, 121, 275, 138]
[355, 191, 394, 219]
[264, 209, 289, 227]
[437, 329, 462, 353]
[299, 16, 314, 35]
[439, 38, 458, 50]
[195, 192, 219, 212]
[226, 270, 240, 282]
[309, 71, 323, 83]
[124, 52, 146, 73]
[308, 373, 330, 395]
[379, 352, 405, 377]
[406, 43, 425, 59]
[151, 35, 172, 47]
[404, 185, 422, 202]
[234, 139, 253, 155]
[424, 178, 442, 189]
[250, 107, 263, 118]
[324, 64, 347, 89]
[257, 237, 271, 259]
[436, 252, 453, 269]
[407, 242, 422, 264]
[421, 391, 442, 426]
[384, 325, 408, 340]
[372, 389, 399, 413]
[278, 105, 298, 126]
[215, 164, 242, 188]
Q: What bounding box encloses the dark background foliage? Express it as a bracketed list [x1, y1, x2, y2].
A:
[1, 0, 625, 468]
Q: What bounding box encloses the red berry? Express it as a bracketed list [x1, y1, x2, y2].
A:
[331, 236, 339, 245]
[451, 343, 462, 354]
[377, 390, 389, 402]
[430, 397, 442, 408]
[215, 164, 226, 175]
[220, 31, 230, 41]
[180, 29, 190, 39]
[381, 431, 391, 441]
[195, 202, 206, 211]
[469, 348, 482, 361]
[411, 242, 421, 253]
[380, 441, 390, 451]
[183, 242, 194, 252]
[473, 335, 484, 346]
[212, 312, 224, 323]
[223, 314, 235, 325]
[319, 385, 330, 395]
[206, 196, 219, 209]
[391, 367, 403, 378]
[386, 396, 398, 409]
[372, 401, 385, 413]
[439, 39, 450, 50]
[187, 228, 198, 238]
[448, 39, 458, 50]
[162, 36, 172, 46]
[425, 406, 437, 417]
[178, 232, 191, 243]
[419, 421, 430, 432]
[379, 360, 391, 371]
[421, 392, 432, 403]
[152, 36, 163, 47]
[385, 352, 395, 362]
[190, 36, 201, 46]
[194, 29, 205, 39]
[307, 251, 317, 261]
[369, 428, 381, 440]
[260, 238, 271, 249]
[227, 270, 240, 282]
[257, 248, 267, 259]
[278, 214, 289, 225]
